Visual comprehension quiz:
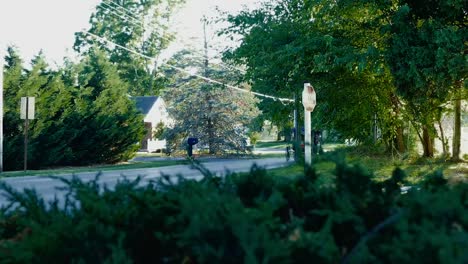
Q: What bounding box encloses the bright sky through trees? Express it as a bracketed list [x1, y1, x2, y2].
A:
[0, 0, 260, 66]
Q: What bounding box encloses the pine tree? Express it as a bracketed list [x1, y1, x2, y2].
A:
[68, 48, 145, 164]
[162, 49, 260, 154]
[2, 47, 24, 170]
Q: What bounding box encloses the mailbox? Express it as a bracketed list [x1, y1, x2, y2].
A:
[188, 137, 199, 146]
[187, 137, 198, 158]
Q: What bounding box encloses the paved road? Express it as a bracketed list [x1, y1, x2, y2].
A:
[0, 157, 292, 207]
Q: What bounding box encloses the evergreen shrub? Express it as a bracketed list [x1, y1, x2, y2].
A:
[0, 157, 466, 263]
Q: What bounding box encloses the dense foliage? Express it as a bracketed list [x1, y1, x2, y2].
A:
[2, 0, 190, 170]
[74, 0, 185, 95]
[220, 0, 467, 159]
[0, 156, 465, 263]
[2, 47, 145, 170]
[386, 0, 467, 158]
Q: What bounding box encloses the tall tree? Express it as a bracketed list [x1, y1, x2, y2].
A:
[386, 0, 467, 158]
[221, 0, 310, 139]
[2, 47, 24, 170]
[67, 48, 146, 164]
[162, 49, 260, 154]
[221, 0, 407, 150]
[74, 0, 185, 95]
[2, 47, 146, 170]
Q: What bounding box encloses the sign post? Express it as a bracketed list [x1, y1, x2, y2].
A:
[0, 51, 3, 173]
[21, 97, 35, 171]
[302, 83, 316, 166]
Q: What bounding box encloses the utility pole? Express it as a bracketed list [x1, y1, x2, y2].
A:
[0, 49, 3, 173]
[202, 15, 209, 77]
[202, 15, 215, 154]
[294, 92, 300, 161]
[24, 101, 29, 171]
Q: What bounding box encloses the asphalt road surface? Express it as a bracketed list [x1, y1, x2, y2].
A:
[0, 157, 292, 208]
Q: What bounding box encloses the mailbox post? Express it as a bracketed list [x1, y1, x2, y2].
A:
[187, 137, 199, 158]
[302, 83, 316, 166]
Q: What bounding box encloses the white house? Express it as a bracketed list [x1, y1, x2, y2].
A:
[133, 96, 171, 152]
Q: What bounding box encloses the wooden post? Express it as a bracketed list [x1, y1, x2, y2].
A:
[302, 83, 316, 166]
[0, 50, 3, 173]
[24, 98, 29, 171]
[304, 108, 312, 165]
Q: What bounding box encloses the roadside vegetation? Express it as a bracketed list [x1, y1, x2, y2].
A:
[0, 156, 465, 263]
[269, 153, 467, 185]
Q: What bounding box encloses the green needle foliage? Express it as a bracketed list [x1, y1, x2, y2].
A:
[2, 47, 145, 170]
[0, 157, 465, 263]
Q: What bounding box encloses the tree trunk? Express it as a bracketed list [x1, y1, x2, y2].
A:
[451, 95, 461, 161]
[208, 116, 215, 155]
[422, 125, 434, 158]
[395, 126, 405, 153]
[390, 93, 406, 153]
[437, 119, 449, 157]
[206, 93, 215, 154]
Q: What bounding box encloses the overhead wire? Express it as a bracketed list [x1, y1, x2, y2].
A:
[104, 0, 140, 21]
[99, 2, 143, 28]
[83, 31, 294, 103]
[100, 0, 247, 74]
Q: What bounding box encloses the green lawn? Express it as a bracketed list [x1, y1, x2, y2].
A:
[0, 160, 188, 178]
[265, 151, 467, 185]
[254, 141, 289, 149]
[343, 149, 468, 183]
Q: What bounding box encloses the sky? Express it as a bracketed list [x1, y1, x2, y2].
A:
[0, 0, 260, 67]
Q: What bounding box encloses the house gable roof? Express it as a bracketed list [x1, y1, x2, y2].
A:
[133, 96, 159, 115]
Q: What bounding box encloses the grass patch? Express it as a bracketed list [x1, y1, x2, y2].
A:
[264, 147, 467, 185]
[339, 146, 468, 183]
[344, 152, 466, 183]
[268, 161, 336, 177]
[267, 164, 304, 178]
[254, 141, 289, 149]
[0, 160, 188, 178]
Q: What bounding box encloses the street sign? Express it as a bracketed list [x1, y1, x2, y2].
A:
[20, 97, 35, 171]
[20, 97, 35, 120]
[302, 83, 316, 112]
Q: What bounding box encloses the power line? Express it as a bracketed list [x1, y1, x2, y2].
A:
[83, 31, 294, 103]
[99, 1, 247, 74]
[0, 48, 3, 172]
[99, 3, 143, 28]
[104, 0, 140, 21]
[102, 1, 167, 31]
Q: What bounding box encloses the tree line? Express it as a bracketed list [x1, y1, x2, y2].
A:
[2, 0, 262, 170]
[220, 0, 467, 160]
[2, 47, 145, 170]
[2, 0, 187, 171]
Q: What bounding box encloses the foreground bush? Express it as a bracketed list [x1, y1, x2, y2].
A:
[0, 157, 466, 263]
